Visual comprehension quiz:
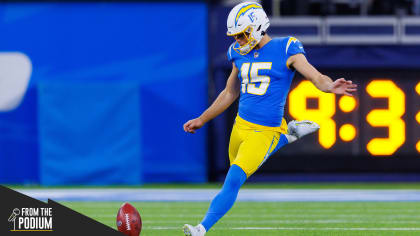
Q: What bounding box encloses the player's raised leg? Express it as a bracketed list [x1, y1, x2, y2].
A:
[286, 120, 320, 143]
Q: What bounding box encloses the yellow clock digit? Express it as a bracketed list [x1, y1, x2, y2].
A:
[366, 80, 405, 156]
[289, 81, 336, 149]
[416, 82, 420, 153]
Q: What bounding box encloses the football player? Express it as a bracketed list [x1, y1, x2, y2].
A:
[182, 2, 357, 235]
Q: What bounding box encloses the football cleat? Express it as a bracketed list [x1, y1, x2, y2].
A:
[287, 120, 320, 142]
[183, 224, 206, 236]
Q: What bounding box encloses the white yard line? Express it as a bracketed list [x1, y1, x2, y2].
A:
[15, 188, 420, 202]
[143, 226, 420, 231]
[141, 220, 420, 224]
[90, 214, 420, 220]
[231, 227, 420, 231]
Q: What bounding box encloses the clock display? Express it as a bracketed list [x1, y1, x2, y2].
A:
[285, 70, 420, 157]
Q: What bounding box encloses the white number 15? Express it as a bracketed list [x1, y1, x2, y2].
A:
[240, 62, 272, 95]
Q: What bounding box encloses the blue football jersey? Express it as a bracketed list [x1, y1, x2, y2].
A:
[227, 36, 305, 127]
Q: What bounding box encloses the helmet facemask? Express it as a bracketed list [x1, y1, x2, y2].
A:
[229, 26, 259, 55]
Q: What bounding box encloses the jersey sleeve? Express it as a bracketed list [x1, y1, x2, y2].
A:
[227, 42, 236, 62]
[285, 36, 305, 59]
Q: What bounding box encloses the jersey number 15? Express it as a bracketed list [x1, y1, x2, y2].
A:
[240, 62, 272, 95]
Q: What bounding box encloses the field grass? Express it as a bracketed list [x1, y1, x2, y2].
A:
[62, 201, 420, 236]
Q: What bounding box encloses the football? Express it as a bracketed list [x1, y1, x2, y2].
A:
[116, 202, 142, 236]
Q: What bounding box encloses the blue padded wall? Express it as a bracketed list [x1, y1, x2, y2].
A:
[0, 3, 208, 184]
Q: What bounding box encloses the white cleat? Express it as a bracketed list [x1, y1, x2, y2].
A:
[286, 120, 320, 143]
[183, 224, 206, 236]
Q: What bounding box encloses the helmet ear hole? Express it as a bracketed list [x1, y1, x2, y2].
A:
[257, 25, 261, 31]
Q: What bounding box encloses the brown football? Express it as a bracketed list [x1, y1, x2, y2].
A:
[116, 202, 142, 236]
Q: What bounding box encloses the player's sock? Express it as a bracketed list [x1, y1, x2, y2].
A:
[200, 164, 247, 231]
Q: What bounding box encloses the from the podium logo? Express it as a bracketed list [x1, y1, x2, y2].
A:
[8, 207, 53, 232]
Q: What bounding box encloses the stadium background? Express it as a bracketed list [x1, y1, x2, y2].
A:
[1, 1, 420, 235]
[1, 0, 420, 186]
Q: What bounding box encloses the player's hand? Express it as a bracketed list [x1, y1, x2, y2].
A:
[330, 78, 357, 96]
[183, 117, 205, 134]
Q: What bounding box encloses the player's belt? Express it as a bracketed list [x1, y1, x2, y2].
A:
[235, 115, 288, 134]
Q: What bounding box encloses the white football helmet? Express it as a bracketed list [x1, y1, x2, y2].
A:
[226, 1, 270, 55]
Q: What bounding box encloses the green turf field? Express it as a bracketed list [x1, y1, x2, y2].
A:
[62, 201, 420, 236]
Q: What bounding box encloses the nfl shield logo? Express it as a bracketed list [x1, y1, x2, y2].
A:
[254, 51, 259, 58]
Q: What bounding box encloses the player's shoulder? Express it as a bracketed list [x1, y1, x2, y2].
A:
[273, 36, 305, 56]
[273, 36, 301, 47]
[269, 37, 298, 52]
[227, 41, 239, 62]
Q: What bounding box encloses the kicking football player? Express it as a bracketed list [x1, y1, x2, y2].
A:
[182, 2, 357, 235]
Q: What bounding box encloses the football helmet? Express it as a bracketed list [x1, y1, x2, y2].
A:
[226, 1, 270, 55]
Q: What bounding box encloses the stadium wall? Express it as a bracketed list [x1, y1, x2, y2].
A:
[0, 3, 208, 185]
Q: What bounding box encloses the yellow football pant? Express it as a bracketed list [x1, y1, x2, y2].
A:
[229, 116, 289, 177]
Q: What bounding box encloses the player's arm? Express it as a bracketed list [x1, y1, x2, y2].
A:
[183, 62, 240, 134]
[287, 53, 357, 96]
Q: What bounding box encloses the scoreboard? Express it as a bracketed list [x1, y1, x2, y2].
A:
[283, 70, 420, 157]
[257, 69, 420, 173]
[288, 79, 420, 156]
